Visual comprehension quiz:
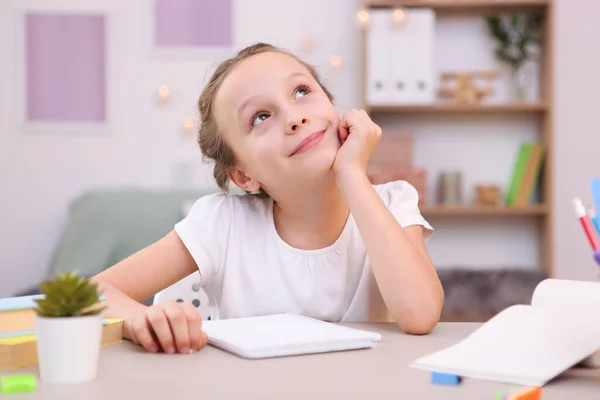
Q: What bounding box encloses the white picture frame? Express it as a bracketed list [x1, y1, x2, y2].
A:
[13, 0, 120, 136]
[142, 0, 235, 61]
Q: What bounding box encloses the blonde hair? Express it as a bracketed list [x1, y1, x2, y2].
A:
[197, 42, 335, 194]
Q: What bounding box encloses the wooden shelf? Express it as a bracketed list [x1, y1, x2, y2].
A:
[420, 204, 548, 216]
[365, 0, 551, 11]
[367, 103, 547, 114]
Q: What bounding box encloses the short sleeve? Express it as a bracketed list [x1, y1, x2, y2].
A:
[375, 180, 434, 240]
[174, 193, 231, 287]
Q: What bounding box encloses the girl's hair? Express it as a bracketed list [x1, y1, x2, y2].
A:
[197, 42, 335, 195]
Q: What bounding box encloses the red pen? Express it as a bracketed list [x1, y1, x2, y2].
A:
[573, 197, 600, 250]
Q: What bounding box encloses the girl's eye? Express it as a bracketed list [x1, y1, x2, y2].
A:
[250, 112, 270, 127]
[294, 85, 310, 100]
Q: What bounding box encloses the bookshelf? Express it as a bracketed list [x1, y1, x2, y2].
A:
[367, 103, 548, 114]
[361, 0, 555, 276]
[421, 204, 548, 217]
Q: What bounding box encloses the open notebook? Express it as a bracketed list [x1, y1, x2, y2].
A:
[201, 313, 382, 359]
[411, 279, 600, 387]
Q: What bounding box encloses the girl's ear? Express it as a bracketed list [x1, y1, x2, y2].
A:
[227, 167, 261, 193]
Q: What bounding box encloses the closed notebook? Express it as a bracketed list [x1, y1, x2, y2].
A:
[202, 313, 382, 359]
[410, 279, 600, 387]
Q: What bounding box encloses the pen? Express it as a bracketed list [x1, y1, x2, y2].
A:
[573, 197, 600, 250]
[588, 207, 600, 237]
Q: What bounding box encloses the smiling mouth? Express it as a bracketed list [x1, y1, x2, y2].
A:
[290, 129, 326, 156]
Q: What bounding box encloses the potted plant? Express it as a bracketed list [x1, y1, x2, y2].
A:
[485, 13, 543, 102]
[34, 272, 105, 384]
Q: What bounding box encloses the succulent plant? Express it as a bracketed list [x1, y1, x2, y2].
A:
[35, 272, 105, 317]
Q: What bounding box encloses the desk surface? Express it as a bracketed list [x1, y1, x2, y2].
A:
[2, 322, 599, 399]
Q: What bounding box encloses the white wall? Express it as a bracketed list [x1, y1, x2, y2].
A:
[1, 0, 599, 296]
[553, 0, 600, 281]
[0, 0, 363, 297]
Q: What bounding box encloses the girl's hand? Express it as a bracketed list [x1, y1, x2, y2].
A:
[333, 109, 382, 179]
[126, 301, 208, 354]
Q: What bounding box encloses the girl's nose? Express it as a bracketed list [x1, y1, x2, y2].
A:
[286, 117, 309, 135]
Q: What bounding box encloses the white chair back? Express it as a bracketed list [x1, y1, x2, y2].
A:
[152, 272, 216, 320]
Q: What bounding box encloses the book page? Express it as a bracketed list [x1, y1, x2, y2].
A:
[411, 305, 600, 386]
[531, 279, 600, 309]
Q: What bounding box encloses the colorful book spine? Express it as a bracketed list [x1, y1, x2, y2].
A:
[506, 143, 533, 206]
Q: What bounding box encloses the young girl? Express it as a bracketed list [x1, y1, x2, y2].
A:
[93, 42, 444, 355]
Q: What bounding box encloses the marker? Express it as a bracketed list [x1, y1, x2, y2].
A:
[573, 198, 600, 250]
[588, 208, 600, 237]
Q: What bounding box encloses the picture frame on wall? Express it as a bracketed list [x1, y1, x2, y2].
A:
[144, 0, 235, 60]
[13, 3, 119, 136]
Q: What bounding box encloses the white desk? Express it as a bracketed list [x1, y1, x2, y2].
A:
[2, 322, 599, 399]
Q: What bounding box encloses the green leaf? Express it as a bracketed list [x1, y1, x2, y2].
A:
[34, 272, 103, 318]
[79, 306, 106, 316]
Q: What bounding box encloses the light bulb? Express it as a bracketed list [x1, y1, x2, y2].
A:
[158, 84, 170, 99]
[182, 116, 195, 130]
[393, 8, 407, 27]
[330, 54, 342, 69]
[357, 10, 370, 24]
[299, 37, 315, 53]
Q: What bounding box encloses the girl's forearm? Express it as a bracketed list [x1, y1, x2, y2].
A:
[92, 279, 147, 340]
[337, 172, 443, 334]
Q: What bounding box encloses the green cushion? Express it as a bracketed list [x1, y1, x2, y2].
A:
[47, 187, 216, 278]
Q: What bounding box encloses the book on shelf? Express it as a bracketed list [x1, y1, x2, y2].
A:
[506, 142, 545, 207]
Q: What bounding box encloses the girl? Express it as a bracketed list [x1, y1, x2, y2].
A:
[93, 43, 444, 355]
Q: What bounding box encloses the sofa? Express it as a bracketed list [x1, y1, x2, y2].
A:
[16, 187, 216, 304]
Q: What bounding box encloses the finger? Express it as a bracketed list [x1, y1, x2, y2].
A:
[147, 305, 176, 353]
[180, 302, 204, 352]
[161, 302, 191, 354]
[338, 122, 350, 143]
[339, 111, 357, 142]
[132, 316, 159, 353]
[201, 331, 209, 348]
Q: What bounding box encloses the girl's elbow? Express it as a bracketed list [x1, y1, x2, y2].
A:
[396, 301, 443, 335]
[398, 314, 439, 335]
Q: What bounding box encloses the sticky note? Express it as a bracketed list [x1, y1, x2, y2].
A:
[430, 371, 462, 385]
[0, 373, 37, 394]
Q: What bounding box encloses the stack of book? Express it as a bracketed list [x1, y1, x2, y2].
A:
[0, 295, 123, 370]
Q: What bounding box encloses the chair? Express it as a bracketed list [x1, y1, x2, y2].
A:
[152, 272, 216, 321]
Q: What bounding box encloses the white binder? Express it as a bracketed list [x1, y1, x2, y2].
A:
[366, 9, 392, 105]
[405, 8, 436, 104]
[389, 12, 412, 104]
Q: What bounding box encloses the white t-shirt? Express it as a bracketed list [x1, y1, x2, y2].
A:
[174, 180, 433, 322]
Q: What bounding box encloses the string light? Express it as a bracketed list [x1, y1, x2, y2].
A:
[357, 10, 370, 24]
[330, 54, 342, 71]
[182, 116, 195, 131]
[157, 84, 170, 99]
[393, 8, 407, 27]
[298, 37, 315, 53]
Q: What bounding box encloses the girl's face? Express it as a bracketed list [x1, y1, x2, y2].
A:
[214, 51, 341, 197]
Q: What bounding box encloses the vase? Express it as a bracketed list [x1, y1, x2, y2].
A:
[510, 66, 528, 102]
[35, 314, 103, 384]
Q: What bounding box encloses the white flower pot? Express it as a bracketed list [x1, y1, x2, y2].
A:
[35, 314, 103, 384]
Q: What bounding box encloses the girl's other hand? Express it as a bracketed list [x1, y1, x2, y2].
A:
[126, 300, 208, 354]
